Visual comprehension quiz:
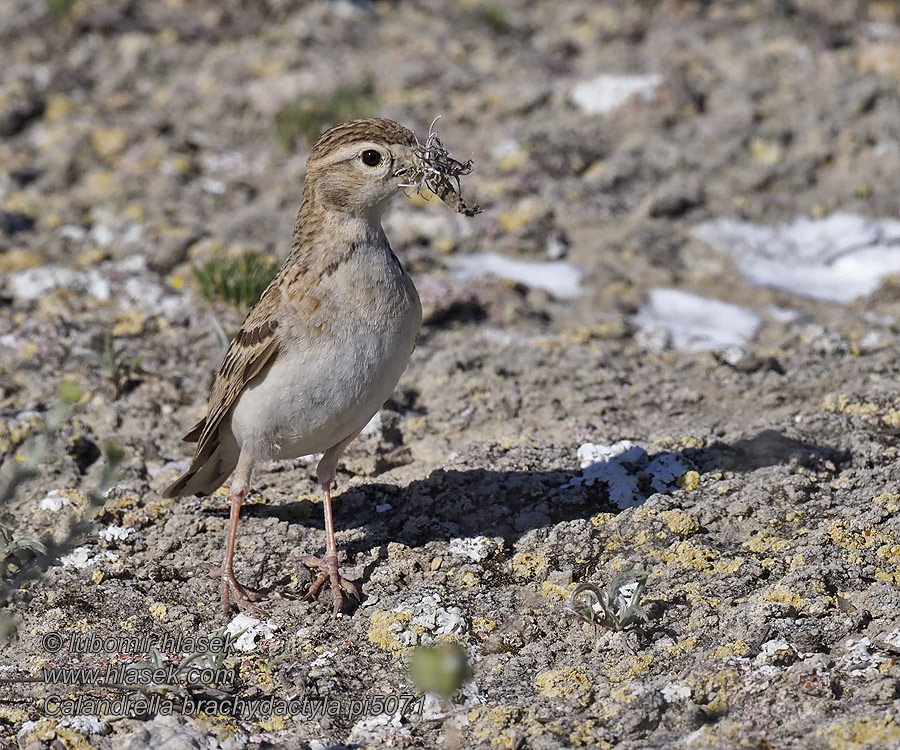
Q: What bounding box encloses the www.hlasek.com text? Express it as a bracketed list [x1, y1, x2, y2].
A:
[43, 662, 235, 688]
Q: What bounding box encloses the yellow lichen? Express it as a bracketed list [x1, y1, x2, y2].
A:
[603, 654, 653, 683]
[148, 602, 167, 621]
[0, 705, 27, 723]
[690, 669, 743, 714]
[822, 393, 879, 416]
[460, 571, 479, 588]
[568, 719, 609, 748]
[762, 584, 810, 611]
[660, 509, 700, 536]
[468, 705, 525, 748]
[874, 493, 900, 513]
[45, 93, 75, 120]
[657, 541, 741, 574]
[603, 534, 624, 551]
[653, 435, 705, 450]
[631, 528, 652, 546]
[817, 713, 900, 749]
[472, 617, 497, 633]
[535, 666, 593, 705]
[711, 640, 751, 659]
[749, 137, 783, 164]
[111, 309, 146, 337]
[676, 471, 701, 493]
[590, 512, 616, 527]
[22, 719, 95, 750]
[367, 610, 411, 653]
[672, 582, 721, 608]
[743, 531, 791, 554]
[876, 544, 900, 564]
[496, 199, 547, 234]
[540, 580, 575, 602]
[0, 249, 42, 272]
[632, 506, 658, 522]
[91, 126, 129, 162]
[666, 636, 697, 656]
[257, 715, 285, 732]
[658, 541, 716, 570]
[511, 552, 549, 579]
[874, 569, 900, 585]
[827, 521, 879, 551]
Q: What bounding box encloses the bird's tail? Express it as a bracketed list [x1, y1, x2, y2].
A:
[163, 444, 237, 498]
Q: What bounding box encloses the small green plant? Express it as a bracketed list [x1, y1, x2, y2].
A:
[568, 567, 650, 632]
[100, 333, 143, 399]
[194, 251, 279, 309]
[273, 78, 377, 149]
[466, 2, 511, 34]
[409, 642, 470, 699]
[0, 382, 121, 640]
[43, 0, 75, 18]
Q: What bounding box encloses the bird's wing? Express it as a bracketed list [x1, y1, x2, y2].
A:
[185, 281, 283, 470]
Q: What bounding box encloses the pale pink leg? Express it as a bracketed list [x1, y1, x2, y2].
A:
[301, 434, 360, 613]
[205, 453, 266, 616]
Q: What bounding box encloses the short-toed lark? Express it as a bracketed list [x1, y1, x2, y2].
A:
[165, 117, 479, 614]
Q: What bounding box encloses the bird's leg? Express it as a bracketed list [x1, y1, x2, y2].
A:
[301, 481, 360, 612]
[205, 454, 266, 617]
[302, 436, 360, 613]
[216, 490, 266, 616]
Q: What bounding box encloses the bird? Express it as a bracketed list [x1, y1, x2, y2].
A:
[164, 117, 479, 615]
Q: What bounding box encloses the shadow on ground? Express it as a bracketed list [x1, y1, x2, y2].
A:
[213, 428, 849, 552]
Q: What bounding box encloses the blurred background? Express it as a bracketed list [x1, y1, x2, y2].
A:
[2, 0, 900, 341]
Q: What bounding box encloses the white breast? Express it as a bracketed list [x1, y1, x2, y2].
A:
[229, 245, 421, 462]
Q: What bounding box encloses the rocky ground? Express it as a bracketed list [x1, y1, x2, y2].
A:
[3, 0, 900, 748]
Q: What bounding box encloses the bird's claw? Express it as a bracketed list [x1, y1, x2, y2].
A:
[301, 553, 359, 614]
[203, 562, 267, 617]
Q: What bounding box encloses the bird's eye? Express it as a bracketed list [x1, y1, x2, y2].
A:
[361, 149, 382, 167]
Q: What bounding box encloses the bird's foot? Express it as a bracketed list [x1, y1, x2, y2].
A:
[203, 563, 267, 617]
[301, 552, 359, 614]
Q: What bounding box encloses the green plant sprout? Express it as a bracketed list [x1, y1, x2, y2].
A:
[568, 567, 650, 632]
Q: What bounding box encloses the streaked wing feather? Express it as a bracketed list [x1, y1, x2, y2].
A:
[188, 284, 283, 470]
[182, 418, 205, 443]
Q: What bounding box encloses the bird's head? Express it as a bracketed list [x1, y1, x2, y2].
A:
[304, 117, 480, 219]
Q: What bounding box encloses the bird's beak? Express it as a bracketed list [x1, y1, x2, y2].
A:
[395, 126, 481, 217]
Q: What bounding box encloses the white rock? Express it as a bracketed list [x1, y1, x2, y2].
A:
[767, 305, 803, 323]
[59, 716, 107, 734]
[310, 650, 335, 668]
[225, 614, 279, 652]
[59, 547, 118, 569]
[200, 178, 227, 195]
[40, 490, 71, 512]
[8, 267, 111, 301]
[661, 683, 691, 703]
[448, 536, 498, 562]
[99, 525, 135, 542]
[632, 288, 761, 352]
[58, 225, 87, 240]
[572, 440, 692, 509]
[448, 252, 582, 300]
[571, 74, 663, 115]
[695, 213, 900, 302]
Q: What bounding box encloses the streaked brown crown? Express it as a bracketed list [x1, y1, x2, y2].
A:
[310, 118, 417, 161]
